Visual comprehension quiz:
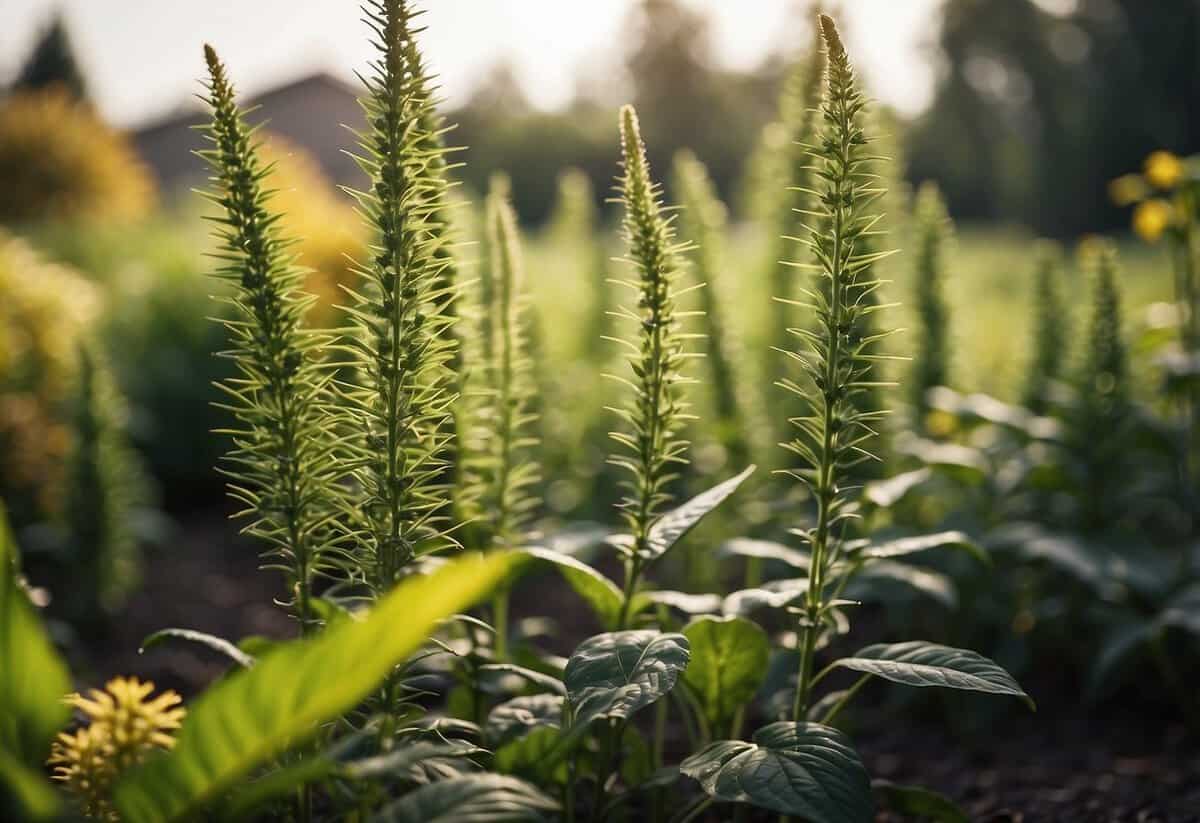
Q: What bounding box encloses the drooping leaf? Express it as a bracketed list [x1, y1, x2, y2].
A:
[682, 616, 770, 730]
[640, 466, 756, 560]
[722, 579, 809, 617]
[519, 547, 622, 628]
[485, 695, 565, 748]
[140, 628, 255, 669]
[863, 468, 932, 508]
[564, 630, 690, 727]
[680, 722, 872, 822]
[860, 531, 987, 565]
[832, 642, 1034, 709]
[852, 561, 958, 609]
[478, 664, 566, 696]
[113, 552, 522, 823]
[371, 774, 558, 822]
[987, 523, 1108, 594]
[1159, 582, 1200, 637]
[631, 590, 723, 617]
[872, 779, 970, 823]
[897, 438, 988, 483]
[344, 740, 485, 781]
[0, 503, 70, 820]
[718, 538, 809, 569]
[1087, 618, 1155, 698]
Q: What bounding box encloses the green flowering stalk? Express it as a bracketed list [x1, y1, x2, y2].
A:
[672, 148, 760, 472]
[1022, 240, 1068, 414]
[1072, 240, 1131, 531]
[200, 45, 343, 632]
[343, 0, 458, 593]
[62, 343, 145, 621]
[909, 181, 952, 418]
[476, 177, 541, 549]
[610, 105, 696, 629]
[783, 15, 896, 721]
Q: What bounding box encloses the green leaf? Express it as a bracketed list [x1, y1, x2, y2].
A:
[872, 780, 969, 823]
[718, 538, 809, 569]
[220, 755, 336, 821]
[486, 695, 565, 747]
[722, 579, 809, 616]
[343, 740, 484, 781]
[493, 726, 563, 782]
[682, 616, 769, 730]
[861, 531, 987, 565]
[631, 590, 723, 617]
[519, 547, 622, 629]
[641, 466, 756, 560]
[140, 628, 255, 668]
[863, 468, 932, 508]
[564, 630, 690, 727]
[853, 561, 958, 609]
[371, 774, 558, 822]
[832, 642, 1034, 709]
[478, 664, 566, 696]
[0, 502, 70, 820]
[1159, 582, 1200, 636]
[680, 722, 872, 822]
[113, 551, 522, 823]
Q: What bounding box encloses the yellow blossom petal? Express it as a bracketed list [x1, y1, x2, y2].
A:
[1144, 150, 1184, 189]
[1133, 199, 1173, 242]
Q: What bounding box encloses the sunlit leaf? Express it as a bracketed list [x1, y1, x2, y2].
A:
[564, 630, 690, 727]
[682, 617, 769, 730]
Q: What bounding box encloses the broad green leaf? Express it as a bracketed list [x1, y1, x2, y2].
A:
[113, 551, 522, 823]
[863, 468, 932, 508]
[860, 531, 987, 565]
[371, 774, 558, 822]
[493, 726, 563, 782]
[680, 722, 872, 822]
[485, 695, 565, 747]
[987, 523, 1106, 593]
[141, 628, 255, 668]
[1087, 619, 1155, 698]
[872, 780, 970, 823]
[832, 642, 1034, 709]
[898, 438, 988, 482]
[0, 503, 70, 820]
[640, 465, 756, 560]
[564, 630, 690, 727]
[718, 538, 809, 569]
[518, 547, 622, 628]
[682, 617, 769, 729]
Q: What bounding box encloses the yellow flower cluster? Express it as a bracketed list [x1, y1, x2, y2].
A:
[47, 677, 186, 821]
[1109, 150, 1194, 243]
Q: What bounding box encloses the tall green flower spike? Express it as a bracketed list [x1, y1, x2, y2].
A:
[673, 148, 761, 472]
[910, 181, 952, 418]
[200, 44, 343, 632]
[342, 0, 458, 593]
[610, 105, 697, 627]
[784, 14, 897, 720]
[476, 177, 541, 549]
[1022, 240, 1068, 414]
[764, 22, 827, 449]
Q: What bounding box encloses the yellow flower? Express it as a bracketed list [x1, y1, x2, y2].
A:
[1107, 173, 1146, 206]
[48, 677, 185, 820]
[1144, 150, 1184, 190]
[1132, 199, 1174, 242]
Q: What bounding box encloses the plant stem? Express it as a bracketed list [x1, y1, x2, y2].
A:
[819, 674, 871, 725]
[668, 796, 714, 823]
[492, 588, 510, 660]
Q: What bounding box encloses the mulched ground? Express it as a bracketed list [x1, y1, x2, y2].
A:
[66, 509, 1200, 822]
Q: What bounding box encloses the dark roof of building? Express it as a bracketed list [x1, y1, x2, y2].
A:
[132, 72, 367, 194]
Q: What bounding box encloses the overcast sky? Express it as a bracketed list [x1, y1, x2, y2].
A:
[0, 0, 945, 128]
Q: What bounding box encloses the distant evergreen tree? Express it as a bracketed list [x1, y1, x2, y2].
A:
[13, 14, 88, 101]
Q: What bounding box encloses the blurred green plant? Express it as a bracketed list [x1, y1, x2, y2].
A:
[909, 182, 953, 420]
